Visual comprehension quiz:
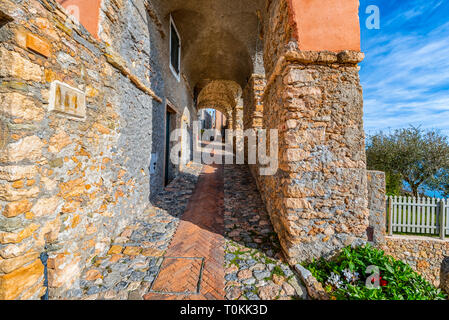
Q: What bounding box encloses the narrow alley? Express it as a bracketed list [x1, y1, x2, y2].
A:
[77, 142, 306, 300]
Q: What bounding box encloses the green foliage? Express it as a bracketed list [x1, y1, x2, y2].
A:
[304, 244, 447, 300]
[272, 265, 285, 277]
[366, 127, 449, 197]
[427, 168, 449, 198]
[385, 172, 402, 196]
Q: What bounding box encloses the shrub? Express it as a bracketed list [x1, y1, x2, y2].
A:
[303, 244, 447, 300]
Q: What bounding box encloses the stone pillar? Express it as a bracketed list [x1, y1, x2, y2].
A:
[367, 171, 386, 245]
[226, 109, 233, 132]
[231, 99, 244, 157]
[243, 74, 266, 176]
[261, 0, 368, 264]
[231, 96, 244, 133]
[243, 75, 265, 132]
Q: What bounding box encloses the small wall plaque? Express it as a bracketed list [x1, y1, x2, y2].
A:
[49, 81, 86, 121]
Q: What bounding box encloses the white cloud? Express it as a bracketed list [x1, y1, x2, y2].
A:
[361, 1, 449, 136]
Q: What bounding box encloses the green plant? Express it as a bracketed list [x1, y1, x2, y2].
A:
[386, 172, 402, 196]
[366, 127, 449, 197]
[303, 244, 447, 300]
[272, 265, 285, 277]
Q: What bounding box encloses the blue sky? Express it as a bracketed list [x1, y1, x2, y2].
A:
[359, 0, 449, 137]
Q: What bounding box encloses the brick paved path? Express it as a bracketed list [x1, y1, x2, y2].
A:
[77, 143, 307, 300]
[144, 164, 225, 300]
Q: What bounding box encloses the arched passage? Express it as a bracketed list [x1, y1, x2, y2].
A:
[152, 0, 265, 177]
[196, 80, 242, 131]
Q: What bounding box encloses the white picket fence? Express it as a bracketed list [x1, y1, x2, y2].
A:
[387, 196, 448, 239]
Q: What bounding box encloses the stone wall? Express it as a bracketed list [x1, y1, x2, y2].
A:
[441, 258, 449, 294]
[262, 0, 294, 79]
[367, 170, 386, 245]
[363, 171, 449, 288]
[257, 0, 368, 264]
[364, 171, 449, 288]
[383, 236, 449, 287]
[0, 0, 196, 299]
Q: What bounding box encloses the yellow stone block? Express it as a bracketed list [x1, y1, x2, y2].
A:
[0, 184, 40, 201]
[31, 196, 60, 217]
[84, 269, 102, 281]
[58, 178, 86, 198]
[141, 248, 163, 257]
[123, 246, 141, 256]
[25, 212, 34, 220]
[0, 223, 39, 244]
[45, 69, 56, 83]
[0, 252, 39, 274]
[2, 199, 32, 218]
[0, 259, 44, 300]
[25, 33, 51, 58]
[11, 180, 24, 189]
[107, 245, 123, 255]
[48, 129, 72, 153]
[0, 48, 42, 82]
[0, 92, 44, 122]
[0, 135, 43, 163]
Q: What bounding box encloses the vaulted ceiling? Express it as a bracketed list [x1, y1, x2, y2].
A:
[196, 80, 241, 116]
[153, 0, 265, 96]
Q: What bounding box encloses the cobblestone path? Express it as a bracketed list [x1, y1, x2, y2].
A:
[77, 147, 306, 300]
[223, 165, 307, 300]
[77, 162, 203, 300]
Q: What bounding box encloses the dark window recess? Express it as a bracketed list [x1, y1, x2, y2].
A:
[366, 226, 374, 242]
[170, 23, 180, 74]
[0, 10, 13, 28]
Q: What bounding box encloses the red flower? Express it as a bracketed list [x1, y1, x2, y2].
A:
[370, 274, 387, 286]
[371, 275, 380, 284]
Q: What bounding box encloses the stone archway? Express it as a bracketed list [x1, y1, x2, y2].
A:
[196, 80, 242, 132]
[156, 0, 368, 265]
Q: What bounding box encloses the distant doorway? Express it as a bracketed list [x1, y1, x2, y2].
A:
[165, 106, 177, 186]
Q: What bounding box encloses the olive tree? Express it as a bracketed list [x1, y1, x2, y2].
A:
[428, 169, 449, 198]
[366, 127, 449, 197]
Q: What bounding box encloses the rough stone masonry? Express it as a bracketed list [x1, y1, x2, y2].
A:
[249, 0, 368, 264]
[0, 0, 370, 299]
[0, 0, 195, 299]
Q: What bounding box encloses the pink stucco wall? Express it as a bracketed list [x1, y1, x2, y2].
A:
[56, 0, 102, 39]
[289, 0, 361, 52]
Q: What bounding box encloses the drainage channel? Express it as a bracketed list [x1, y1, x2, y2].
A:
[40, 251, 49, 300]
